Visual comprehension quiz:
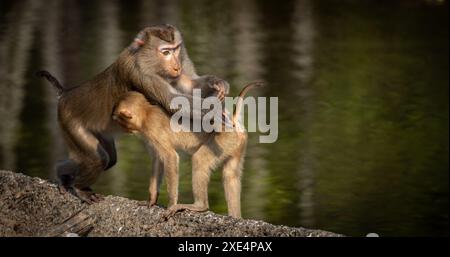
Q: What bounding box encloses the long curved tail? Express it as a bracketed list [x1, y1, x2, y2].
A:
[232, 81, 264, 126]
[36, 70, 64, 96]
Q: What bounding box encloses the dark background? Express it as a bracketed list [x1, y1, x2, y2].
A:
[0, 0, 448, 236]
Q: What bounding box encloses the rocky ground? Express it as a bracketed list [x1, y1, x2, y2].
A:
[0, 170, 343, 237]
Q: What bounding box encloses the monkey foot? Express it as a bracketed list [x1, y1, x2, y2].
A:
[137, 201, 148, 206]
[75, 189, 104, 204]
[137, 200, 158, 208]
[58, 185, 104, 204]
[161, 204, 208, 221]
[82, 188, 104, 203]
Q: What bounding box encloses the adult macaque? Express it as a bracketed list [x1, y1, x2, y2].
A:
[113, 82, 262, 218]
[37, 24, 228, 203]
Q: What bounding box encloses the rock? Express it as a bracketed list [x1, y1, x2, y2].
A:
[0, 170, 343, 237]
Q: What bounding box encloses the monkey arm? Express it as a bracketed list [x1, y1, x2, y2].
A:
[132, 74, 218, 119]
[176, 45, 229, 98]
[192, 75, 230, 98]
[175, 74, 229, 99]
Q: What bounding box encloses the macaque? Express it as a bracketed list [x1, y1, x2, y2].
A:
[37, 24, 229, 203]
[113, 82, 262, 218]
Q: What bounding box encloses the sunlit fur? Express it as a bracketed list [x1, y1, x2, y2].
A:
[113, 90, 251, 218]
[38, 24, 229, 203]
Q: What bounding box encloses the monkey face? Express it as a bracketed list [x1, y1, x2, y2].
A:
[155, 39, 183, 79]
[129, 25, 184, 80]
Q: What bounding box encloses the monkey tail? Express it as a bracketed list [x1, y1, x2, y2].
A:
[36, 70, 64, 96]
[232, 81, 264, 127]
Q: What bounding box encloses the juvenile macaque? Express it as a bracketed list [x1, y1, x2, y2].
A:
[37, 24, 228, 203]
[113, 82, 262, 218]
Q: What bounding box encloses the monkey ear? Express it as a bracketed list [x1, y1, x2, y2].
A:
[128, 30, 147, 53]
[119, 110, 133, 119]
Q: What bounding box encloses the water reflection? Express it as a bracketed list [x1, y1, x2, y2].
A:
[0, 0, 448, 236]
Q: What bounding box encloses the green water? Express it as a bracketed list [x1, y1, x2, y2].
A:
[0, 0, 448, 236]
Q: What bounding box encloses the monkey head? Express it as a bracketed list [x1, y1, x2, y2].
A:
[113, 92, 149, 133]
[128, 24, 184, 81]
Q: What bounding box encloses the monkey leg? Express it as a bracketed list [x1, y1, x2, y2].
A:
[165, 143, 218, 217]
[166, 132, 246, 218]
[56, 159, 78, 191]
[97, 134, 117, 170]
[153, 146, 179, 207]
[148, 154, 164, 206]
[57, 122, 112, 203]
[56, 161, 102, 204]
[222, 153, 245, 218]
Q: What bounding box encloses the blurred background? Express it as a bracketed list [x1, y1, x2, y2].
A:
[0, 0, 448, 236]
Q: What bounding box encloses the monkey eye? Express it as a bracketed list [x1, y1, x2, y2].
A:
[162, 50, 171, 56]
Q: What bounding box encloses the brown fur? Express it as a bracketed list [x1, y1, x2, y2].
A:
[37, 24, 230, 203]
[112, 83, 260, 218]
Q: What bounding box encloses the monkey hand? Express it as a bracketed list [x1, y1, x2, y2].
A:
[208, 77, 229, 102]
[112, 110, 137, 133]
